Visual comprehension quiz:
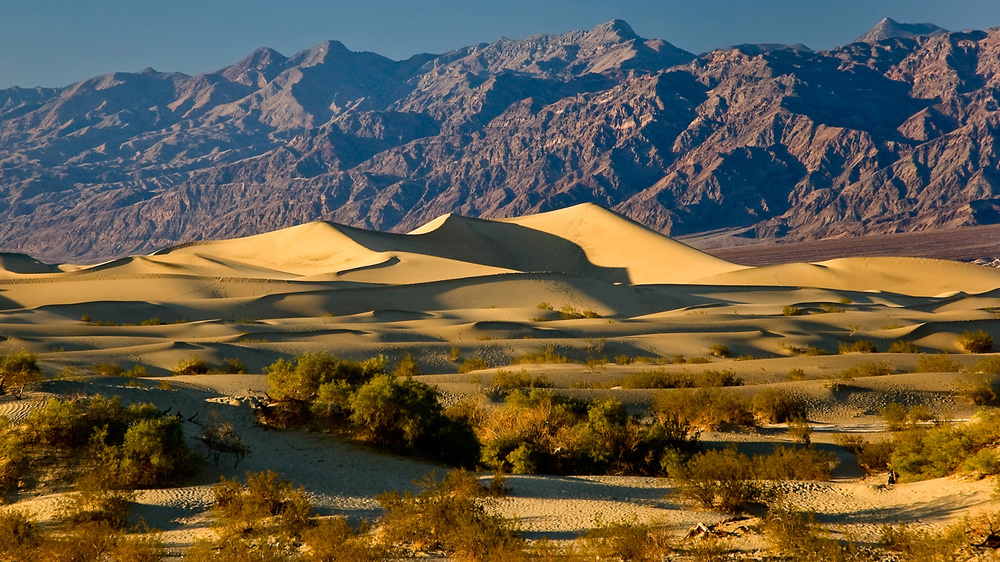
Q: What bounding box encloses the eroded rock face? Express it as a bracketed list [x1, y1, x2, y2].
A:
[3, 19, 1000, 261]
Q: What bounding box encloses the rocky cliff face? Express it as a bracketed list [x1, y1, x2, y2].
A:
[4, 19, 1000, 261]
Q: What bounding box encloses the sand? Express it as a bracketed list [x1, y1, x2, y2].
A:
[0, 203, 998, 555]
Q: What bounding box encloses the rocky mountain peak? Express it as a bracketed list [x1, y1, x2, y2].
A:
[856, 17, 947, 43]
[583, 19, 640, 44]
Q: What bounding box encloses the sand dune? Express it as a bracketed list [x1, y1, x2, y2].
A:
[1, 205, 999, 555]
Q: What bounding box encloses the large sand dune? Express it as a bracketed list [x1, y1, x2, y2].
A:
[1, 204, 998, 555]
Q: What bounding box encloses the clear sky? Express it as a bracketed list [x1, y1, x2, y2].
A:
[2, 0, 999, 90]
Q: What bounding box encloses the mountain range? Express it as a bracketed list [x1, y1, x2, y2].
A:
[3, 17, 999, 262]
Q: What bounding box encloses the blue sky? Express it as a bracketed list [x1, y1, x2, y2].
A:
[2, 0, 999, 89]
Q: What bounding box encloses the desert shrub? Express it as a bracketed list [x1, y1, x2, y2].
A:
[788, 418, 813, 445]
[222, 358, 246, 374]
[755, 446, 836, 481]
[615, 354, 634, 365]
[973, 355, 1000, 375]
[880, 403, 908, 431]
[201, 411, 250, 468]
[18, 395, 198, 490]
[654, 388, 755, 430]
[511, 346, 570, 364]
[392, 353, 421, 377]
[839, 339, 877, 354]
[488, 369, 552, 394]
[837, 435, 893, 474]
[301, 517, 387, 562]
[751, 388, 807, 424]
[478, 391, 697, 476]
[762, 505, 866, 561]
[92, 362, 126, 377]
[888, 340, 920, 353]
[694, 369, 742, 387]
[450, 346, 462, 362]
[0, 350, 43, 397]
[957, 373, 999, 406]
[818, 303, 846, 313]
[581, 518, 672, 562]
[172, 356, 209, 376]
[619, 370, 694, 389]
[782, 306, 804, 316]
[959, 330, 994, 353]
[672, 447, 764, 512]
[458, 357, 489, 373]
[916, 353, 961, 373]
[0, 510, 40, 556]
[840, 360, 894, 379]
[709, 344, 731, 358]
[350, 375, 479, 466]
[890, 411, 1000, 481]
[376, 470, 525, 560]
[266, 352, 386, 402]
[213, 471, 312, 538]
[879, 523, 967, 562]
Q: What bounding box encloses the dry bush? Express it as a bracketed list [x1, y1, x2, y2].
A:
[458, 357, 488, 373]
[172, 356, 209, 376]
[0, 510, 40, 557]
[511, 346, 571, 365]
[755, 446, 836, 481]
[655, 388, 755, 430]
[751, 388, 807, 424]
[916, 353, 962, 373]
[581, 517, 673, 562]
[708, 344, 730, 358]
[840, 360, 894, 379]
[489, 369, 552, 393]
[839, 340, 878, 354]
[376, 470, 525, 561]
[301, 517, 387, 562]
[0, 349, 43, 398]
[837, 435, 893, 474]
[619, 370, 694, 389]
[959, 330, 994, 353]
[957, 373, 999, 406]
[879, 523, 967, 562]
[672, 447, 764, 512]
[888, 339, 920, 353]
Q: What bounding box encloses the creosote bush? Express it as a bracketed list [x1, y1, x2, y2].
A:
[751, 388, 807, 424]
[839, 339, 877, 354]
[840, 360, 894, 379]
[654, 388, 755, 430]
[458, 357, 488, 373]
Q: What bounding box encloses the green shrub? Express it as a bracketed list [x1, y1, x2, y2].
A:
[619, 370, 694, 389]
[212, 471, 312, 538]
[890, 411, 1000, 481]
[0, 350, 43, 397]
[782, 306, 804, 316]
[958, 330, 994, 353]
[489, 370, 552, 393]
[393, 353, 421, 377]
[265, 352, 386, 402]
[752, 388, 806, 424]
[916, 353, 961, 373]
[458, 357, 488, 373]
[888, 340, 920, 353]
[223, 358, 246, 374]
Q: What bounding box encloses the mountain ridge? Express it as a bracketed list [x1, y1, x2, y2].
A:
[3, 19, 1000, 262]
